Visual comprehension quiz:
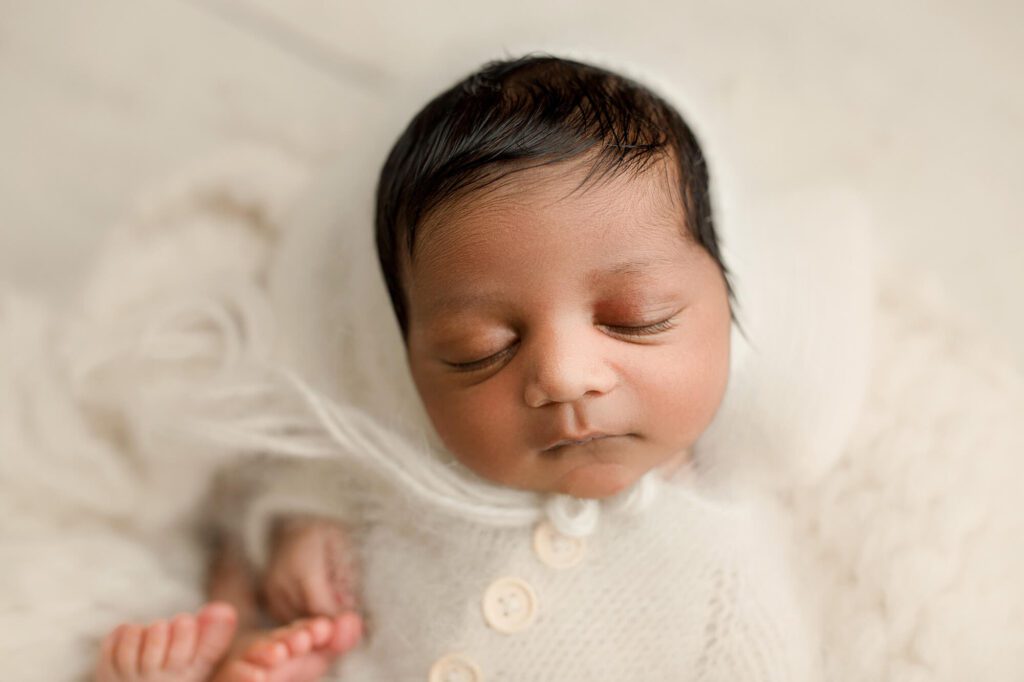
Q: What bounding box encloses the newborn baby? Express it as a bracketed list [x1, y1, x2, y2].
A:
[94, 54, 816, 681]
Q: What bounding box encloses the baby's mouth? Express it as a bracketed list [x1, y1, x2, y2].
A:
[541, 433, 631, 454]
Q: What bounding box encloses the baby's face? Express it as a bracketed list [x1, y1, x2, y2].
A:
[403, 158, 731, 499]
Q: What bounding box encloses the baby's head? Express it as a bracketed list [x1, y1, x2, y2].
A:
[375, 55, 733, 499]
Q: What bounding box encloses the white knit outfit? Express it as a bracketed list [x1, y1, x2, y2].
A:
[227, 445, 818, 681]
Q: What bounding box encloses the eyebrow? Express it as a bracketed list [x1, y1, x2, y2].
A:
[424, 291, 504, 318]
[424, 257, 673, 319]
[588, 257, 670, 282]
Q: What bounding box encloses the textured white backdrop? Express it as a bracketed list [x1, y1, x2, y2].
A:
[0, 0, 1021, 367]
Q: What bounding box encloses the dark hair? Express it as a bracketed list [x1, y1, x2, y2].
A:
[375, 54, 733, 338]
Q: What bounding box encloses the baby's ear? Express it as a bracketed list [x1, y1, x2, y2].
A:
[695, 183, 875, 491]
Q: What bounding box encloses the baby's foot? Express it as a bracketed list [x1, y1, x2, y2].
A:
[95, 601, 238, 682]
[212, 612, 362, 682]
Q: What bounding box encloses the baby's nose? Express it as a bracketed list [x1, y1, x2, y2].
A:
[522, 330, 617, 407]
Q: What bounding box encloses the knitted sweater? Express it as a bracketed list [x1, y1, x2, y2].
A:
[228, 454, 819, 682]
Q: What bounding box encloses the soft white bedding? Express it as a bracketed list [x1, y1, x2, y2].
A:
[1, 144, 1022, 681]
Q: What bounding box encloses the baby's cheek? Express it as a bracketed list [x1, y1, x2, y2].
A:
[423, 383, 527, 483]
[645, 345, 729, 445]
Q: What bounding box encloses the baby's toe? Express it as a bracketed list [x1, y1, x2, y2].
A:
[139, 620, 170, 674]
[326, 612, 363, 654]
[94, 626, 124, 681]
[242, 639, 289, 668]
[164, 613, 198, 670]
[304, 617, 334, 648]
[114, 624, 143, 677]
[195, 602, 238, 664]
[279, 624, 313, 657]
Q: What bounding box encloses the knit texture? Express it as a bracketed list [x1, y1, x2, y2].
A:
[234, 467, 817, 681]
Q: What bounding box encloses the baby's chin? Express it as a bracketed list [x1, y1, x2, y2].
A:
[456, 452, 645, 499]
[554, 462, 638, 499]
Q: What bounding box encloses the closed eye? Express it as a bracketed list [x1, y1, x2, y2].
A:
[601, 314, 678, 337]
[444, 342, 519, 373]
[443, 312, 679, 373]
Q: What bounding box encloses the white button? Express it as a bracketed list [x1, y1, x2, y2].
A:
[481, 577, 538, 633]
[429, 654, 482, 682]
[533, 520, 586, 569]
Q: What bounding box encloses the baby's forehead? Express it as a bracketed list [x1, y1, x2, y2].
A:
[411, 155, 688, 267]
[401, 171, 703, 331]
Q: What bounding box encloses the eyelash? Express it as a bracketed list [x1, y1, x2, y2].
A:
[446, 316, 678, 373]
[603, 317, 678, 337]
